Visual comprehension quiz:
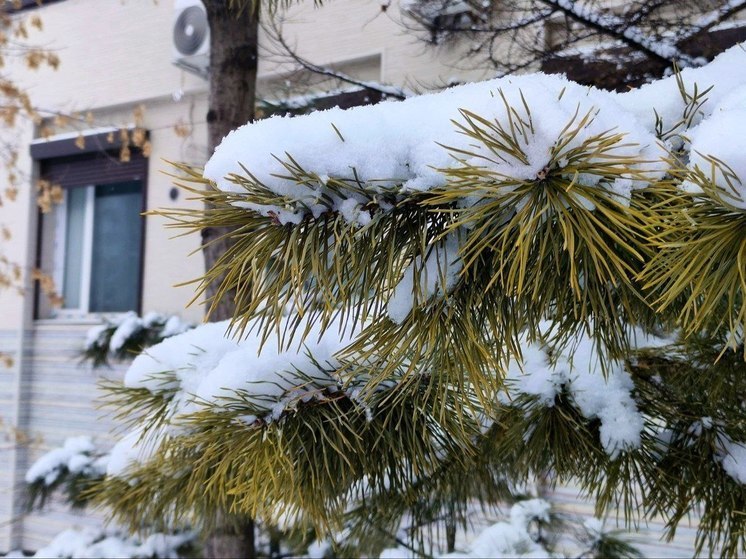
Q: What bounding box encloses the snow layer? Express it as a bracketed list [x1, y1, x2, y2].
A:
[26, 436, 107, 486]
[617, 44, 746, 138]
[205, 45, 746, 229]
[84, 324, 108, 351]
[106, 428, 157, 479]
[109, 312, 144, 353]
[685, 105, 746, 207]
[205, 72, 668, 225]
[124, 316, 354, 410]
[84, 312, 193, 353]
[32, 527, 193, 559]
[109, 316, 360, 477]
[502, 330, 651, 458]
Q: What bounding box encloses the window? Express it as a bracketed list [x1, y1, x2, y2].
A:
[32, 130, 148, 318]
[54, 181, 144, 315]
[4, 0, 66, 12]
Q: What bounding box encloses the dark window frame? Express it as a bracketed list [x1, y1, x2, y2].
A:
[32, 135, 149, 318]
[4, 0, 65, 13]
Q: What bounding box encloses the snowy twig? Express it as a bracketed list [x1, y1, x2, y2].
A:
[540, 0, 700, 67]
[265, 19, 409, 100]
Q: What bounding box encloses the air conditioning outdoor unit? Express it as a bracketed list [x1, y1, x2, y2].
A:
[172, 0, 210, 79]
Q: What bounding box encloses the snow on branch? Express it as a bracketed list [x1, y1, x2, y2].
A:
[97, 44, 746, 557]
[544, 0, 702, 66]
[204, 45, 746, 225]
[82, 311, 193, 368]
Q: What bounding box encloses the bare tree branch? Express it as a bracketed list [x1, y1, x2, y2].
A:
[265, 19, 408, 100]
[676, 0, 746, 43]
[400, 0, 746, 89]
[537, 0, 697, 66]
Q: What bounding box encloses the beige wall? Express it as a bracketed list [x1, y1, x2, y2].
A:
[259, 0, 494, 94]
[1, 0, 493, 331]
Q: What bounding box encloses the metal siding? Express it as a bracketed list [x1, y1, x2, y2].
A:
[0, 329, 19, 552]
[7, 323, 126, 552]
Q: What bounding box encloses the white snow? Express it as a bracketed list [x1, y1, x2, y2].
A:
[142, 311, 165, 328]
[160, 315, 192, 338]
[123, 321, 239, 394]
[109, 312, 144, 353]
[379, 548, 414, 559]
[26, 436, 106, 486]
[583, 517, 604, 539]
[502, 329, 651, 458]
[716, 436, 746, 484]
[109, 315, 361, 477]
[205, 71, 669, 226]
[84, 312, 194, 355]
[387, 234, 463, 323]
[125, 315, 358, 411]
[307, 539, 332, 559]
[437, 499, 553, 558]
[106, 428, 157, 479]
[684, 106, 746, 207]
[84, 324, 108, 350]
[31, 526, 193, 559]
[617, 45, 746, 140]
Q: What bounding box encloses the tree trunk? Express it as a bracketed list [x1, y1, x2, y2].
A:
[203, 518, 256, 559]
[201, 3, 259, 558]
[202, 0, 259, 323]
[445, 503, 457, 553]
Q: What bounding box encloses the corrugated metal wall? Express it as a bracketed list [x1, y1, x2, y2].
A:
[2, 323, 125, 552]
[0, 328, 21, 553]
[550, 484, 701, 557]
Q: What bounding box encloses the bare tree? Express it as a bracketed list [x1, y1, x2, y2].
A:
[399, 0, 746, 89]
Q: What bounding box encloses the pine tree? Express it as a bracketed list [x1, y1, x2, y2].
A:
[90, 41, 746, 558]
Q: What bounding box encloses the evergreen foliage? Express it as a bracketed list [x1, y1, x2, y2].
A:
[81, 312, 193, 368]
[90, 47, 746, 558]
[24, 437, 107, 511]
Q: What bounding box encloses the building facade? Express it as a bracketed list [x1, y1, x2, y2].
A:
[0, 0, 722, 555]
[0, 0, 495, 551]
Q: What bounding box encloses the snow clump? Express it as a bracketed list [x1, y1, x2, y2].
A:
[31, 527, 194, 559]
[107, 315, 360, 477]
[501, 329, 650, 458]
[26, 436, 108, 487]
[205, 72, 669, 225]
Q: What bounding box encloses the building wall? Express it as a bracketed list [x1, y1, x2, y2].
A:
[3, 323, 127, 552]
[0, 329, 21, 551]
[0, 0, 495, 551]
[0, 0, 492, 332]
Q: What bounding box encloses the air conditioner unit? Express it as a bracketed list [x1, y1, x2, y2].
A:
[172, 0, 210, 79]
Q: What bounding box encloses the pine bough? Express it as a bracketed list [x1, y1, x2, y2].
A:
[92, 44, 746, 557]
